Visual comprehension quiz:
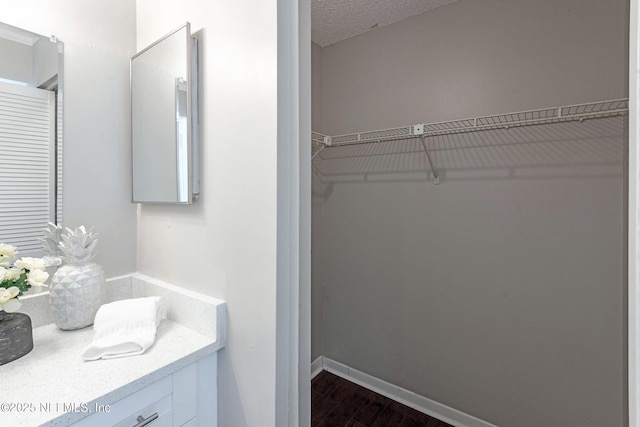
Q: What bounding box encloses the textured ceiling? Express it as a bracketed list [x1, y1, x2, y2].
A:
[312, 0, 458, 47]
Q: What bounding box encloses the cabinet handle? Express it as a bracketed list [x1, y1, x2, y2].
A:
[133, 412, 159, 427]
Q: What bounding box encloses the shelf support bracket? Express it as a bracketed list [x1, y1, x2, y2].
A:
[419, 135, 439, 185]
[311, 145, 325, 160]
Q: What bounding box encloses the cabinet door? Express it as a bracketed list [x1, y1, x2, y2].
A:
[172, 362, 197, 425]
[196, 353, 217, 425]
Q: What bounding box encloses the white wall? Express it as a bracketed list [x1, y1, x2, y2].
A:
[136, 1, 296, 426]
[312, 0, 627, 426]
[0, 38, 32, 83]
[3, 2, 308, 425]
[1, 1, 137, 276]
[32, 37, 58, 87]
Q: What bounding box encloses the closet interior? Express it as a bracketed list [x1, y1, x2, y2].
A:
[310, 1, 628, 427]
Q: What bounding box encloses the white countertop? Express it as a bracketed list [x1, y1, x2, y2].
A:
[0, 274, 227, 427]
[0, 320, 221, 427]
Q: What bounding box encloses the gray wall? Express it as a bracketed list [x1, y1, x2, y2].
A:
[311, 40, 324, 360]
[317, 0, 627, 135]
[312, 0, 627, 426]
[311, 41, 323, 131]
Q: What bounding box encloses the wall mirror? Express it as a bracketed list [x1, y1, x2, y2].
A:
[131, 22, 200, 204]
[0, 21, 63, 257]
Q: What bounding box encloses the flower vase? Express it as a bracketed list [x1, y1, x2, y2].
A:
[0, 310, 33, 365]
[48, 262, 105, 330]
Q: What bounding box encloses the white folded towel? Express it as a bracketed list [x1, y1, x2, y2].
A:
[81, 296, 163, 361]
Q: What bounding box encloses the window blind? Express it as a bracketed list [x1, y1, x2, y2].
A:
[0, 81, 55, 257]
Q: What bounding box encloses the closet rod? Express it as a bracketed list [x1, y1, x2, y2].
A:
[311, 98, 628, 149]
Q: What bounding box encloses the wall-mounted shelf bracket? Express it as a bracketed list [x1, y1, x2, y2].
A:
[311, 145, 325, 160]
[419, 135, 439, 185]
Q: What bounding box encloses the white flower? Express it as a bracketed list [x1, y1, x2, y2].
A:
[15, 257, 45, 271]
[0, 266, 22, 284]
[0, 244, 17, 268]
[0, 243, 17, 257]
[5, 267, 22, 281]
[0, 286, 19, 303]
[0, 286, 21, 312]
[27, 269, 49, 292]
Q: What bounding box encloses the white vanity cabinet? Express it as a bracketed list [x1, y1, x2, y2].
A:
[72, 353, 217, 427]
[1, 275, 226, 427]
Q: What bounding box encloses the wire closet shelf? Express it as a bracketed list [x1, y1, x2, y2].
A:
[311, 98, 628, 184]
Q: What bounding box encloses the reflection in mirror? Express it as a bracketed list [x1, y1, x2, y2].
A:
[131, 23, 199, 204]
[0, 22, 63, 257]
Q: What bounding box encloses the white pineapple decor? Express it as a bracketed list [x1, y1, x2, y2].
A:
[48, 226, 105, 330]
[37, 222, 63, 271]
[38, 222, 63, 257]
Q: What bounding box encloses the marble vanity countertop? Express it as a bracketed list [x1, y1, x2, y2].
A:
[0, 319, 221, 427]
[0, 273, 227, 427]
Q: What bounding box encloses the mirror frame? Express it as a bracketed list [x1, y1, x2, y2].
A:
[130, 22, 199, 204]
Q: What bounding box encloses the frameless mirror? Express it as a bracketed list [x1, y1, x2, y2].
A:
[0, 21, 63, 257]
[131, 23, 199, 204]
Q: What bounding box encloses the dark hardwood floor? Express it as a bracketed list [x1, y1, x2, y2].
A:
[312, 371, 454, 427]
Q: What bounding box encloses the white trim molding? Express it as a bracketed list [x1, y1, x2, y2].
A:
[311, 356, 324, 379]
[314, 356, 497, 427]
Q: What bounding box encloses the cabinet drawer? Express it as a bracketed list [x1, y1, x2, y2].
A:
[73, 376, 172, 427]
[69, 355, 212, 426]
[114, 410, 173, 427]
[112, 394, 171, 427]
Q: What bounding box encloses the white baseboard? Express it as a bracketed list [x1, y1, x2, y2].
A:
[311, 356, 324, 379]
[316, 357, 496, 427]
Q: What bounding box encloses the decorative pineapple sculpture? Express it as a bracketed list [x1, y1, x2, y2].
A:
[48, 226, 105, 330]
[38, 222, 63, 257]
[38, 222, 63, 271]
